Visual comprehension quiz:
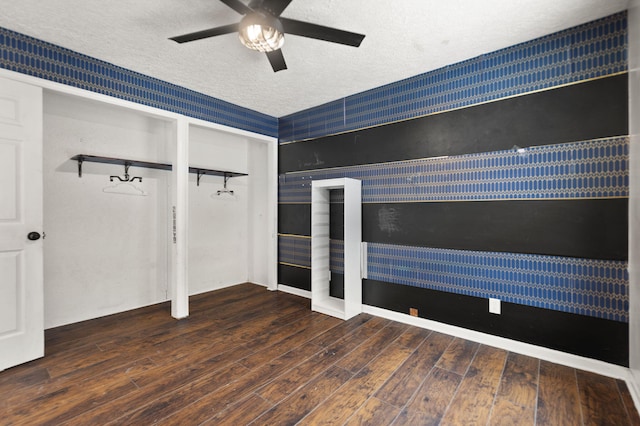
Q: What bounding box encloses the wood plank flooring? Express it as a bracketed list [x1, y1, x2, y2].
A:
[2, 283, 639, 425]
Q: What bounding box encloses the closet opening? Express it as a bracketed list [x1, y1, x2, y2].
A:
[42, 90, 276, 329]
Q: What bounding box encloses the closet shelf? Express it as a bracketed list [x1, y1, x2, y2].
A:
[71, 154, 247, 185]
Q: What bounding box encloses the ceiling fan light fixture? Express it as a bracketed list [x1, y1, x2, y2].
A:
[238, 14, 284, 52]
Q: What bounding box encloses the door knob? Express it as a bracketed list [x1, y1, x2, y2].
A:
[27, 232, 41, 241]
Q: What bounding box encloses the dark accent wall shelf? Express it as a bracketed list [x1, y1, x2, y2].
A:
[71, 154, 247, 185]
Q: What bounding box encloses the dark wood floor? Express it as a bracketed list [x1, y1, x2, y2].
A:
[2, 283, 639, 425]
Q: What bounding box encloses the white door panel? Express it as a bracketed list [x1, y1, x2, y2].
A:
[0, 78, 43, 371]
[0, 142, 18, 220]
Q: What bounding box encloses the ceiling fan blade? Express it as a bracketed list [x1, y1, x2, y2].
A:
[266, 49, 287, 72]
[260, 0, 294, 17]
[170, 23, 239, 43]
[219, 0, 253, 15]
[280, 18, 365, 47]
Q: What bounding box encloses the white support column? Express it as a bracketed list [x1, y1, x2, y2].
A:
[343, 178, 363, 319]
[267, 137, 278, 291]
[170, 118, 189, 319]
[311, 178, 362, 320]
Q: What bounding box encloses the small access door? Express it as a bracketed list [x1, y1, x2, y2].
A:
[0, 77, 44, 370]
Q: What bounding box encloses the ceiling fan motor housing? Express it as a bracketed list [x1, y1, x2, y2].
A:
[238, 13, 285, 52]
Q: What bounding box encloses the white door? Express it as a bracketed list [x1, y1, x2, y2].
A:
[0, 77, 43, 371]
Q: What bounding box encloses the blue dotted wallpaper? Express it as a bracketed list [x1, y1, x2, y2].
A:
[279, 137, 629, 203]
[0, 27, 278, 137]
[280, 12, 627, 143]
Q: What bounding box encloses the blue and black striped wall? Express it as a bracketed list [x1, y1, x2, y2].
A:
[278, 12, 629, 366]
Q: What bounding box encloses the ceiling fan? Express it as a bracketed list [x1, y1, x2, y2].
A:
[169, 0, 365, 72]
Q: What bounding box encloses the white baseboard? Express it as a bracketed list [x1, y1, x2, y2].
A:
[628, 370, 640, 415]
[274, 284, 639, 414]
[368, 304, 639, 414]
[362, 305, 630, 380]
[190, 281, 258, 297]
[277, 284, 311, 298]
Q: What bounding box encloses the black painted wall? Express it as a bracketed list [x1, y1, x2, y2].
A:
[279, 75, 628, 174]
[278, 74, 629, 366]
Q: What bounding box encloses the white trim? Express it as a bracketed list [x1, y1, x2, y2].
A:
[0, 68, 277, 141]
[189, 281, 267, 296]
[628, 0, 640, 414]
[187, 116, 276, 143]
[0, 68, 180, 121]
[267, 137, 279, 291]
[276, 284, 636, 394]
[629, 372, 640, 415]
[362, 304, 629, 379]
[363, 303, 640, 413]
[277, 284, 312, 298]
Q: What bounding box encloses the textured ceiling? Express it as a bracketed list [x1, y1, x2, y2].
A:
[0, 0, 629, 117]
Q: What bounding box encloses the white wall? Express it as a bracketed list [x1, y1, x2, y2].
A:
[187, 124, 271, 294]
[43, 91, 171, 328]
[42, 92, 274, 326]
[247, 139, 271, 286]
[629, 0, 640, 394]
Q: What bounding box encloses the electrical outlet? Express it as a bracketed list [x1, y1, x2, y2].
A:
[409, 308, 418, 317]
[489, 298, 501, 315]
